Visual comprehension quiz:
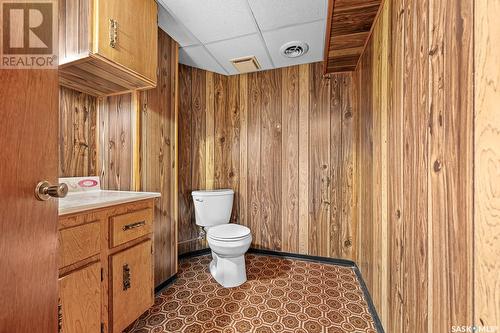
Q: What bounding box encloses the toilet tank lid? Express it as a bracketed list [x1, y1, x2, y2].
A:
[192, 189, 234, 197]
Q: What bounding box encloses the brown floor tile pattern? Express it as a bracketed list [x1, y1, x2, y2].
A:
[126, 254, 378, 333]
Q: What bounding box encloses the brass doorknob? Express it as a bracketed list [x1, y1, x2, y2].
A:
[35, 181, 69, 201]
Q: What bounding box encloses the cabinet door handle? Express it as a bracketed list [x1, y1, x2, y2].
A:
[109, 19, 118, 48]
[123, 264, 131, 290]
[122, 221, 146, 231]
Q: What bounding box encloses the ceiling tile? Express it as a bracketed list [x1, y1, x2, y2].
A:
[158, 6, 198, 47]
[159, 0, 256, 43]
[262, 20, 326, 68]
[248, 0, 327, 31]
[205, 34, 273, 75]
[179, 45, 227, 75]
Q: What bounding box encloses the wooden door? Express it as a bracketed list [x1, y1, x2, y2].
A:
[94, 0, 157, 82]
[0, 70, 59, 331]
[59, 262, 101, 333]
[110, 240, 153, 333]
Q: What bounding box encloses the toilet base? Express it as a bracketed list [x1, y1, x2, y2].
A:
[209, 251, 247, 288]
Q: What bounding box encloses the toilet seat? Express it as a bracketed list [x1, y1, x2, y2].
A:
[192, 188, 251, 288]
[207, 224, 251, 242]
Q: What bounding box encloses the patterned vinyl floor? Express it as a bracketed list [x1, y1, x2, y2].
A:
[126, 254, 379, 333]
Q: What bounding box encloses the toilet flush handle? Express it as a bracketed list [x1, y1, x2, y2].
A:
[195, 198, 204, 202]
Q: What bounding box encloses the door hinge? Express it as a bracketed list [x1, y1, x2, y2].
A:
[101, 323, 104, 333]
[101, 268, 104, 282]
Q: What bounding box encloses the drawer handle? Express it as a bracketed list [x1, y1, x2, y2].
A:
[123, 264, 131, 290]
[122, 221, 146, 231]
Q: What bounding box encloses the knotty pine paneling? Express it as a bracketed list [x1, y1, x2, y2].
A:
[59, 86, 97, 177]
[354, 0, 474, 330]
[246, 71, 262, 248]
[178, 65, 197, 254]
[474, 0, 500, 327]
[428, 0, 474, 330]
[139, 29, 179, 286]
[258, 69, 281, 251]
[387, 0, 404, 330]
[281, 66, 299, 253]
[59, 89, 136, 191]
[178, 63, 356, 259]
[308, 62, 331, 257]
[98, 93, 136, 191]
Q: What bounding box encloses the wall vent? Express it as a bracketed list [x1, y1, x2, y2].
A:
[230, 56, 261, 74]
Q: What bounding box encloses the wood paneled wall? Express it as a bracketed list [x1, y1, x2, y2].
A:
[59, 29, 179, 287]
[354, 0, 474, 330]
[98, 93, 137, 191]
[177, 63, 357, 259]
[474, 0, 500, 327]
[59, 87, 135, 190]
[59, 87, 97, 177]
[139, 30, 179, 285]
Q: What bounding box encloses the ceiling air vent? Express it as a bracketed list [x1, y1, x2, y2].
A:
[230, 56, 261, 74]
[280, 41, 309, 58]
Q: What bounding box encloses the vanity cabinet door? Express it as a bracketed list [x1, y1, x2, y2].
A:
[110, 240, 153, 333]
[59, 262, 101, 333]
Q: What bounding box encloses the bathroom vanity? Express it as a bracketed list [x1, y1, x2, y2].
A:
[57, 178, 160, 333]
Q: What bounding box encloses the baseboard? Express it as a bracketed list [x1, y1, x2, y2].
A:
[154, 273, 177, 294]
[168, 247, 384, 333]
[352, 266, 385, 333]
[248, 248, 356, 267]
[179, 247, 211, 259]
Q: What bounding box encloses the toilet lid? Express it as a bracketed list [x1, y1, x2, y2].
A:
[207, 224, 251, 241]
[192, 189, 234, 197]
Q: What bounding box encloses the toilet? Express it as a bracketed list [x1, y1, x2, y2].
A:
[192, 189, 252, 288]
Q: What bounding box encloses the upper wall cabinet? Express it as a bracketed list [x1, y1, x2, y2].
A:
[59, 0, 158, 96]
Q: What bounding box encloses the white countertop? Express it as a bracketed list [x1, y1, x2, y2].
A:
[59, 190, 161, 216]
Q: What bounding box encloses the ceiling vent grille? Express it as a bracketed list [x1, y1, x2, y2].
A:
[280, 41, 309, 58]
[230, 56, 261, 73]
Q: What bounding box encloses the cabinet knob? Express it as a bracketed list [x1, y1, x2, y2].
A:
[35, 181, 68, 201]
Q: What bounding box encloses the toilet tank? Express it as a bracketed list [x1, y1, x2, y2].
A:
[192, 189, 234, 227]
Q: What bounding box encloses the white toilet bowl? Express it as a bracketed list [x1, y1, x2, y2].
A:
[192, 189, 252, 288]
[206, 224, 252, 288]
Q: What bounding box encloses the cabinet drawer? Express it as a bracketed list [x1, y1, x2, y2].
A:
[110, 240, 153, 333]
[110, 208, 153, 247]
[59, 222, 100, 268]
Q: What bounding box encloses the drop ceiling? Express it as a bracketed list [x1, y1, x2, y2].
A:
[157, 0, 328, 75]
